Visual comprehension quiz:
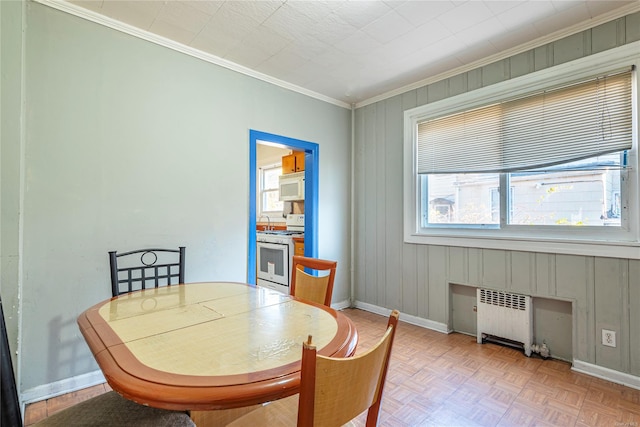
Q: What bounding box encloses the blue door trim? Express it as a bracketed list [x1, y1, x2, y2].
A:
[248, 130, 319, 284]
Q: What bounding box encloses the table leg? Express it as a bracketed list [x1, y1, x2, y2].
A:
[190, 404, 263, 426]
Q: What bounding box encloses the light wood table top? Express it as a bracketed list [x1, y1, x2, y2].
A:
[78, 282, 358, 411]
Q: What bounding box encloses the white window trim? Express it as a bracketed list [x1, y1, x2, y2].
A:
[258, 163, 285, 221]
[404, 41, 640, 259]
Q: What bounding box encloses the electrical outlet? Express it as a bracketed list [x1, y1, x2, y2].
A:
[602, 329, 616, 347]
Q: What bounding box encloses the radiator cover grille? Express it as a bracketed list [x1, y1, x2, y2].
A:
[477, 289, 533, 356]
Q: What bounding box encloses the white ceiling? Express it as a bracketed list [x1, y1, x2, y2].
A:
[66, 0, 639, 105]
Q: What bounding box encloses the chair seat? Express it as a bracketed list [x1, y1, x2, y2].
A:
[227, 395, 357, 427]
[33, 391, 195, 427]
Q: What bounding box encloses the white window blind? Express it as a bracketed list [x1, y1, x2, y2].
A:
[417, 69, 633, 174]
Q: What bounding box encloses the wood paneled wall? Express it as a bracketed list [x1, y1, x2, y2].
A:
[353, 12, 640, 378]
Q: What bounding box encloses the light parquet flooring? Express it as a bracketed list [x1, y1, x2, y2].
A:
[24, 308, 640, 426]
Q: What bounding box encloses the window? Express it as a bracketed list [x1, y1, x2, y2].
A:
[404, 44, 639, 257]
[259, 164, 283, 217]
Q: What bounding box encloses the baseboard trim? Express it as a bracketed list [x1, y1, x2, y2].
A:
[21, 370, 106, 405]
[331, 299, 351, 311]
[572, 360, 640, 391]
[353, 300, 450, 334]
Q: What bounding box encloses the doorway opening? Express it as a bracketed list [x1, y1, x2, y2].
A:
[248, 130, 319, 284]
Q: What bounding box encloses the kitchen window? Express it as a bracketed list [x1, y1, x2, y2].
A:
[259, 164, 283, 218]
[404, 43, 639, 258]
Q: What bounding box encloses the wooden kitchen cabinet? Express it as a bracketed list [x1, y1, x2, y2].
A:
[282, 151, 305, 174]
[293, 238, 304, 256]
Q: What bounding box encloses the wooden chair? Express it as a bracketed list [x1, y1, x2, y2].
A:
[109, 246, 185, 297]
[228, 310, 400, 427]
[290, 255, 337, 307]
[0, 298, 194, 427]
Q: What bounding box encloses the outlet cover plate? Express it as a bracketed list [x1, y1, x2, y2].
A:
[602, 329, 616, 347]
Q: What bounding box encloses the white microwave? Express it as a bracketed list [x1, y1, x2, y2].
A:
[279, 172, 305, 201]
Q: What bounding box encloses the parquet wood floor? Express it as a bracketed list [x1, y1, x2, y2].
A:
[24, 308, 640, 426]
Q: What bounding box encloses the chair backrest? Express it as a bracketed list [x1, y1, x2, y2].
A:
[109, 247, 185, 297]
[297, 310, 400, 427]
[289, 256, 337, 307]
[1, 297, 23, 427]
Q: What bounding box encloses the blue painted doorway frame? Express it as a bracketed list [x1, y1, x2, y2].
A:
[248, 130, 319, 285]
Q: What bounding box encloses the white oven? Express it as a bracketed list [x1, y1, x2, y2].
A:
[256, 214, 304, 294]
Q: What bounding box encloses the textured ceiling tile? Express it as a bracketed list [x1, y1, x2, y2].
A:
[585, 0, 636, 17]
[224, 43, 273, 69]
[281, 34, 331, 61]
[496, 1, 556, 32]
[535, 2, 591, 35]
[154, 1, 211, 33]
[286, 0, 334, 22]
[333, 1, 393, 29]
[149, 19, 200, 45]
[455, 16, 507, 45]
[182, 0, 224, 16]
[489, 24, 541, 52]
[99, 0, 164, 30]
[241, 26, 291, 56]
[262, 3, 319, 40]
[436, 1, 495, 34]
[395, 1, 456, 27]
[307, 13, 359, 47]
[223, 0, 283, 24]
[69, 0, 638, 103]
[333, 30, 383, 56]
[362, 10, 413, 44]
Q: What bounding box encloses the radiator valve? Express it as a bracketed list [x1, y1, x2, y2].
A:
[531, 342, 550, 359]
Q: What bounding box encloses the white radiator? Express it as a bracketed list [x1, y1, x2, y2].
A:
[476, 289, 533, 356]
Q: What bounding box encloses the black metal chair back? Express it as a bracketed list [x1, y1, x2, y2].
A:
[1, 297, 23, 427]
[109, 247, 185, 297]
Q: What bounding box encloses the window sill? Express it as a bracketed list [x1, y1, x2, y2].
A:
[404, 233, 640, 259]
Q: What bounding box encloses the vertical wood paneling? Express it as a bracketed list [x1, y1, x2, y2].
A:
[627, 11, 640, 42]
[510, 251, 535, 294]
[401, 91, 418, 316]
[481, 59, 509, 87]
[592, 19, 622, 53]
[416, 244, 429, 319]
[447, 73, 467, 97]
[467, 68, 482, 92]
[594, 258, 627, 370]
[535, 253, 557, 296]
[427, 246, 448, 323]
[384, 95, 403, 310]
[375, 102, 386, 307]
[553, 32, 588, 65]
[353, 11, 640, 377]
[481, 249, 508, 288]
[510, 50, 535, 78]
[468, 248, 483, 285]
[556, 255, 594, 362]
[353, 108, 367, 303]
[630, 260, 640, 376]
[448, 246, 468, 285]
[427, 80, 448, 103]
[534, 45, 553, 71]
[362, 104, 378, 304]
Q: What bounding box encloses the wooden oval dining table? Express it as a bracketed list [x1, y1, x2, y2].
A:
[77, 282, 358, 425]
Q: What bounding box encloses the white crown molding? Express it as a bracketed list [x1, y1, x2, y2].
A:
[356, 1, 640, 108]
[32, 0, 352, 110]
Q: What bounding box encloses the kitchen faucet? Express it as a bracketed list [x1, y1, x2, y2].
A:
[258, 215, 271, 231]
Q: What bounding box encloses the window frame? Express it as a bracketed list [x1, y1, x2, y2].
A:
[258, 163, 284, 220]
[404, 42, 640, 259]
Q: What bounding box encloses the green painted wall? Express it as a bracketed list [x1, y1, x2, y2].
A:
[3, 1, 351, 393]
